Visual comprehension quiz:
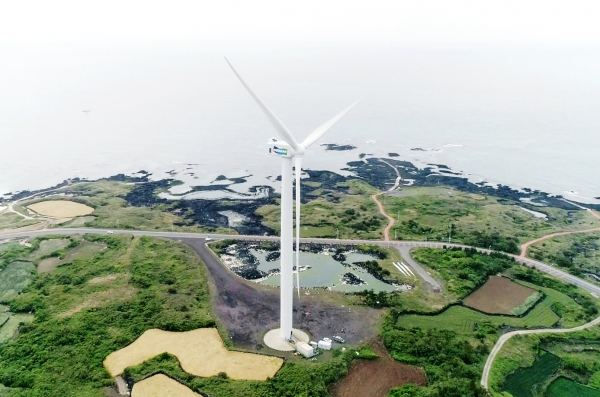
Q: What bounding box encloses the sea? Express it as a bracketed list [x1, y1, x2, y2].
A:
[1, 44, 599, 203]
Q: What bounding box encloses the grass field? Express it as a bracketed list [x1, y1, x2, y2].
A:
[396, 299, 560, 333]
[0, 313, 34, 343]
[502, 351, 561, 397]
[105, 328, 283, 380]
[256, 180, 386, 240]
[528, 232, 600, 284]
[546, 377, 600, 397]
[463, 276, 538, 315]
[382, 187, 600, 244]
[31, 238, 72, 258]
[132, 374, 201, 397]
[27, 200, 94, 218]
[0, 213, 38, 230]
[0, 261, 35, 301]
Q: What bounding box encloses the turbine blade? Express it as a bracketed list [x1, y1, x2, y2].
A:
[225, 58, 300, 150]
[295, 156, 302, 298]
[301, 100, 360, 148]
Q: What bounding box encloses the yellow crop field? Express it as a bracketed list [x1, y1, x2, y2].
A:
[104, 328, 283, 381]
[27, 200, 94, 218]
[131, 374, 200, 397]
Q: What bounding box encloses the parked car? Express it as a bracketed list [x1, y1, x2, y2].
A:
[107, 230, 114, 234]
[332, 335, 345, 343]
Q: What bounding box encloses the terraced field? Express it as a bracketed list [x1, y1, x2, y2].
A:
[546, 377, 600, 397]
[396, 298, 560, 332]
[502, 351, 560, 397]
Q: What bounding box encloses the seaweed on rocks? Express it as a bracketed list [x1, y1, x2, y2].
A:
[341, 272, 366, 286]
[265, 251, 280, 262]
[321, 143, 357, 151]
[332, 252, 346, 262]
[388, 153, 399, 157]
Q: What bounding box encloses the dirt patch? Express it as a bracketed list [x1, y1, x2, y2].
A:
[132, 374, 200, 397]
[179, 238, 384, 350]
[329, 340, 427, 397]
[27, 200, 94, 218]
[37, 257, 61, 273]
[463, 276, 537, 314]
[89, 274, 119, 284]
[57, 287, 136, 318]
[104, 328, 283, 380]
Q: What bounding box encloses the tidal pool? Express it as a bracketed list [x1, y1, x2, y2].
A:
[251, 250, 398, 293]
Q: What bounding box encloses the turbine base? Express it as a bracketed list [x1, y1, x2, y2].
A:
[263, 328, 310, 352]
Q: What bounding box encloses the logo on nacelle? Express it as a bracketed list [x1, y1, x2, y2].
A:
[273, 146, 288, 156]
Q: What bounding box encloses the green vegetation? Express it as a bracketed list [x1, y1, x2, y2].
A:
[0, 234, 214, 396]
[0, 213, 38, 230]
[382, 187, 600, 251]
[124, 346, 370, 397]
[257, 179, 386, 239]
[502, 351, 561, 397]
[546, 377, 600, 397]
[396, 302, 559, 333]
[512, 267, 599, 320]
[0, 262, 35, 301]
[528, 232, 600, 281]
[382, 314, 488, 397]
[511, 291, 543, 316]
[411, 247, 516, 297]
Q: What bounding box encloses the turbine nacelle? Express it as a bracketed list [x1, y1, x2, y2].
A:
[267, 138, 305, 157]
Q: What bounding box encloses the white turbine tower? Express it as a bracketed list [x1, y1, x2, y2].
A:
[226, 58, 358, 345]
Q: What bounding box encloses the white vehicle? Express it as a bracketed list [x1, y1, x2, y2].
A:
[107, 230, 114, 234]
[205, 237, 213, 241]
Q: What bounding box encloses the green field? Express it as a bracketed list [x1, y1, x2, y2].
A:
[256, 179, 386, 240]
[0, 213, 38, 230]
[396, 300, 560, 333]
[503, 351, 561, 397]
[382, 187, 600, 247]
[0, 313, 34, 344]
[31, 238, 72, 259]
[546, 377, 600, 397]
[0, 261, 35, 301]
[528, 232, 600, 285]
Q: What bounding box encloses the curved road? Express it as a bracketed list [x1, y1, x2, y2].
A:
[2, 227, 600, 297]
[481, 314, 600, 390]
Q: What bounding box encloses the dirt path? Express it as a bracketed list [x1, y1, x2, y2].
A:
[481, 314, 600, 390]
[519, 204, 600, 257]
[372, 193, 395, 241]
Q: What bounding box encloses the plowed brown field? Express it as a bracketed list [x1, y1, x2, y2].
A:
[328, 340, 426, 397]
[463, 276, 537, 314]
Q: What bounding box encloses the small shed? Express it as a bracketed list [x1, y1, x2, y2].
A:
[318, 339, 332, 350]
[296, 341, 316, 358]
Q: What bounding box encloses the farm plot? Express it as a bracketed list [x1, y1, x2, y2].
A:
[104, 328, 283, 380]
[546, 377, 600, 397]
[396, 300, 560, 333]
[27, 200, 94, 218]
[0, 261, 35, 301]
[502, 351, 560, 397]
[31, 238, 72, 259]
[328, 340, 426, 397]
[0, 313, 34, 343]
[132, 374, 201, 397]
[463, 276, 540, 315]
[36, 241, 106, 273]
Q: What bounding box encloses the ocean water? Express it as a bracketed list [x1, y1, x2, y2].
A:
[1, 44, 599, 203]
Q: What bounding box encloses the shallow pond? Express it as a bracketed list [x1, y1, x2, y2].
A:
[252, 250, 397, 293]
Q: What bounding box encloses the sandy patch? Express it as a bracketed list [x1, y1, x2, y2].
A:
[88, 274, 119, 284]
[37, 257, 61, 273]
[27, 200, 94, 218]
[132, 374, 200, 397]
[57, 287, 136, 318]
[104, 328, 283, 380]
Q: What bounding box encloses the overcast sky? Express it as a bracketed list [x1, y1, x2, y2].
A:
[1, 0, 600, 49]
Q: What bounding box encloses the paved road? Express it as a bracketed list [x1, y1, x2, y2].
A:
[481, 314, 600, 390]
[2, 227, 600, 297]
[397, 246, 442, 292]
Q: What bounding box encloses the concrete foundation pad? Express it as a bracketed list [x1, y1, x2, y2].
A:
[263, 328, 310, 352]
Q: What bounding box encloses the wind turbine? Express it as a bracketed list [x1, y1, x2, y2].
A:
[226, 58, 358, 344]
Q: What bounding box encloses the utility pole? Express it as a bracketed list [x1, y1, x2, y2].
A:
[448, 224, 452, 243]
[336, 228, 339, 240]
[397, 210, 399, 221]
[394, 230, 397, 240]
